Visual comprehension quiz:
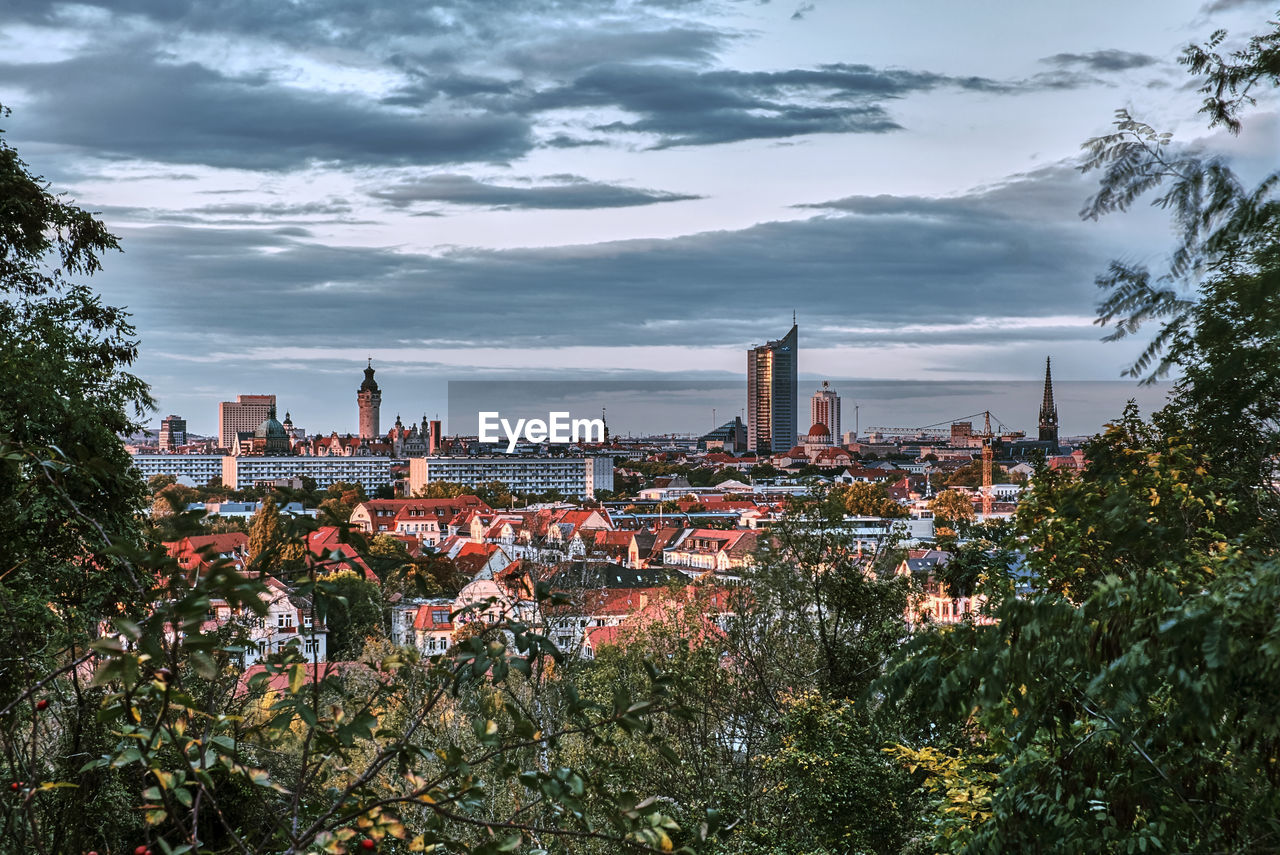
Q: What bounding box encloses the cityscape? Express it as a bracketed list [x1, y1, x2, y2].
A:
[3, 1, 1278, 853]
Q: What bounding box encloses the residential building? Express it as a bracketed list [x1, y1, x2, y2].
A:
[131, 452, 224, 486]
[222, 454, 398, 493]
[407, 455, 614, 499]
[662, 528, 759, 576]
[810, 381, 841, 441]
[218, 394, 276, 450]
[747, 322, 798, 455]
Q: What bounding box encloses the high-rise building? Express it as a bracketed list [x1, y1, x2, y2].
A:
[158, 414, 187, 451]
[810, 381, 841, 443]
[358, 360, 382, 439]
[219, 394, 276, 450]
[1038, 356, 1059, 446]
[746, 322, 798, 455]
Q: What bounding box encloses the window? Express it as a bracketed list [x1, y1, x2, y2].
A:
[303, 615, 313, 629]
[277, 612, 294, 629]
[304, 638, 319, 655]
[432, 609, 449, 624]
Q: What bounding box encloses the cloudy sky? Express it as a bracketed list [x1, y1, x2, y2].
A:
[5, 0, 1276, 436]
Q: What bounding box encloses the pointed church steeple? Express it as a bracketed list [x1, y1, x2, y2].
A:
[1038, 356, 1059, 446]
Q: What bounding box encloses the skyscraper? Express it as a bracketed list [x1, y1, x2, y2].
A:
[358, 360, 382, 439]
[218, 394, 276, 450]
[1038, 356, 1059, 446]
[747, 322, 798, 455]
[810, 381, 841, 442]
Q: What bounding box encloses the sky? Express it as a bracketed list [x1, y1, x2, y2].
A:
[4, 0, 1276, 437]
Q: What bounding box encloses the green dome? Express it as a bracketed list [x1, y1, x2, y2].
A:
[255, 405, 287, 439]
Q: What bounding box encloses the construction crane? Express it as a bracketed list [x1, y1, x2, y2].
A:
[904, 410, 1013, 521]
[978, 411, 994, 518]
[865, 425, 950, 436]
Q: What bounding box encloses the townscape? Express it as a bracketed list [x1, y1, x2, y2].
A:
[134, 337, 1079, 675]
[3, 3, 1279, 855]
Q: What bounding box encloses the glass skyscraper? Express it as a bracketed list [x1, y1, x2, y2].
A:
[746, 323, 798, 454]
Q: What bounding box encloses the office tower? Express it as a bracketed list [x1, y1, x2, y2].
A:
[810, 381, 841, 442]
[746, 322, 798, 455]
[358, 360, 382, 440]
[158, 415, 187, 450]
[218, 394, 276, 450]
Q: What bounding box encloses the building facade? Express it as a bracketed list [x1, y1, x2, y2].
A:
[132, 452, 224, 486]
[357, 360, 382, 440]
[218, 394, 276, 450]
[746, 323, 798, 455]
[158, 415, 187, 451]
[810, 381, 841, 441]
[222, 455, 398, 493]
[408, 456, 614, 499]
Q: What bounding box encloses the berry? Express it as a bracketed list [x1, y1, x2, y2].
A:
[360, 841, 375, 851]
[35, 699, 48, 711]
[134, 846, 149, 855]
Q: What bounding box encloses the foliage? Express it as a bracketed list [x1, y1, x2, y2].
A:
[0, 112, 702, 855]
[828, 481, 908, 519]
[879, 25, 1280, 851]
[1079, 15, 1280, 382]
[942, 461, 1010, 489]
[928, 490, 974, 529]
[319, 568, 387, 661]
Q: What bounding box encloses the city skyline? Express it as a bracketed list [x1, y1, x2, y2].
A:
[6, 1, 1272, 429]
[156, 361, 1173, 442]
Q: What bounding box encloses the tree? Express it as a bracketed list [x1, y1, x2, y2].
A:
[830, 481, 908, 518]
[943, 460, 1010, 488]
[928, 489, 974, 529]
[0, 102, 708, 855]
[414, 479, 471, 499]
[318, 568, 386, 661]
[880, 20, 1280, 852]
[147, 473, 178, 493]
[248, 495, 284, 565]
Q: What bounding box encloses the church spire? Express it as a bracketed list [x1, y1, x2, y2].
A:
[1038, 356, 1059, 445]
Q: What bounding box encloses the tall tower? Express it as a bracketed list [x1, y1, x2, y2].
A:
[358, 359, 382, 440]
[810, 381, 841, 442]
[746, 322, 798, 455]
[1038, 356, 1059, 446]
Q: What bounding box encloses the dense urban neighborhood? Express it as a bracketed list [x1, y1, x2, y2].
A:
[4, 3, 1280, 855]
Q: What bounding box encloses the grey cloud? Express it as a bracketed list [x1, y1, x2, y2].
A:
[1202, 0, 1274, 11]
[528, 62, 1016, 146]
[0, 51, 533, 170]
[368, 174, 702, 209]
[1041, 49, 1160, 72]
[97, 165, 1117, 356]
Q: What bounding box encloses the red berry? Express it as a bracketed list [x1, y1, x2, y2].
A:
[9, 782, 17, 791]
[135, 846, 148, 855]
[35, 699, 48, 711]
[360, 841, 375, 851]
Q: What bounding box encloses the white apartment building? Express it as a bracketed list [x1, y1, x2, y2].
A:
[131, 452, 224, 486]
[222, 455, 398, 493]
[408, 456, 613, 499]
